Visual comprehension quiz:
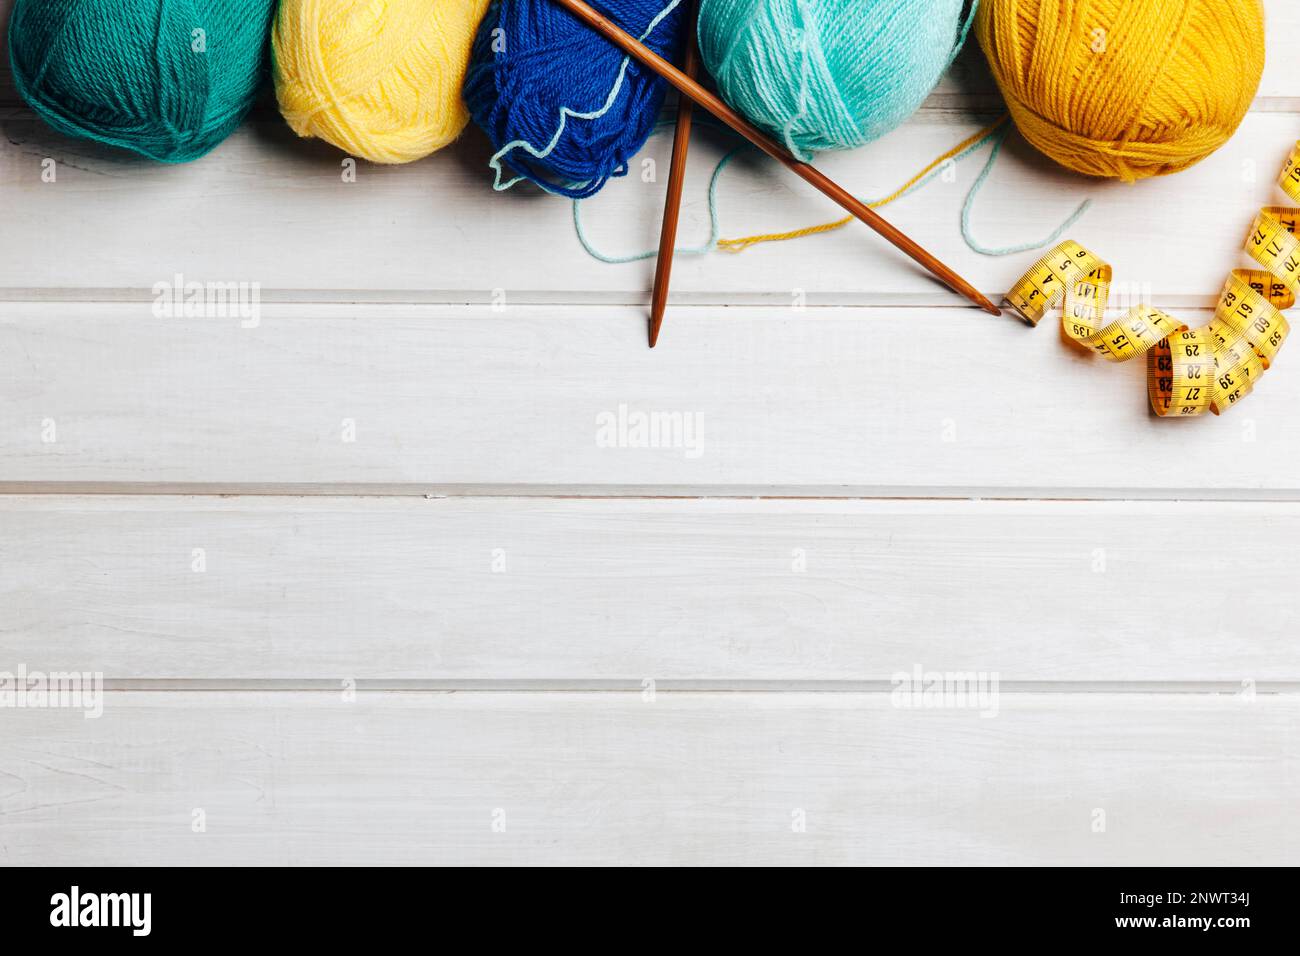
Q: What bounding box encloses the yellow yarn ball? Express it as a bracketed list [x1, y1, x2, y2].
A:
[976, 0, 1265, 182]
[273, 0, 490, 164]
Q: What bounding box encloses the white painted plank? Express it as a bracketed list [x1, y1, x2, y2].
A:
[0, 691, 1293, 865]
[3, 302, 1299, 494]
[2, 496, 1298, 682]
[2, 103, 1296, 305]
[1259, 0, 1300, 102]
[5, 496, 1299, 682]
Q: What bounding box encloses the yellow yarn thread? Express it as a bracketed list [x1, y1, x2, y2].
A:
[717, 116, 1009, 253]
[273, 0, 490, 165]
[976, 0, 1265, 182]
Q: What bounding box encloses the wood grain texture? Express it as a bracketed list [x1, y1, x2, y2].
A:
[1, 106, 1296, 307]
[0, 691, 1294, 866]
[2, 302, 1297, 495]
[2, 496, 1297, 683]
[2, 0, 1298, 867]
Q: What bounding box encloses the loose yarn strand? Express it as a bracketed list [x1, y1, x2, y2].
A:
[573, 0, 995, 260]
[945, 0, 981, 70]
[572, 136, 747, 263]
[780, 0, 816, 162]
[959, 123, 1092, 256]
[717, 114, 1009, 253]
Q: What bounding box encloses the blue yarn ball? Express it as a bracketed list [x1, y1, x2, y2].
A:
[463, 0, 685, 198]
[698, 0, 973, 158]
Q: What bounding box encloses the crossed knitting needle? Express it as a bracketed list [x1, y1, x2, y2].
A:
[549, 0, 1002, 347]
[647, 12, 698, 348]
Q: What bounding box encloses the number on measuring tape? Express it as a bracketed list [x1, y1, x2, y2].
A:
[1003, 142, 1300, 417]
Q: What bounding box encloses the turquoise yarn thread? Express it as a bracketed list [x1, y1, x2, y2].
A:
[572, 136, 744, 264]
[573, 114, 1011, 263]
[697, 0, 977, 161]
[959, 124, 1092, 256]
[8, 0, 276, 163]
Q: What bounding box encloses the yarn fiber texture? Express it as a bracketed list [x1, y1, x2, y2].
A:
[697, 0, 976, 159]
[463, 0, 686, 198]
[976, 0, 1265, 182]
[8, 0, 276, 163]
[274, 0, 490, 165]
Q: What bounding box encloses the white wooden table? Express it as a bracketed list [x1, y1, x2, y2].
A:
[1, 2, 1297, 865]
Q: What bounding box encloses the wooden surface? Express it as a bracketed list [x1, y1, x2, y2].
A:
[3, 496, 1299, 684]
[1, 0, 1298, 865]
[2, 693, 1296, 866]
[5, 302, 1300, 496]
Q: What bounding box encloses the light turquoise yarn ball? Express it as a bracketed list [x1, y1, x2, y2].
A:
[697, 0, 974, 158]
[8, 0, 277, 163]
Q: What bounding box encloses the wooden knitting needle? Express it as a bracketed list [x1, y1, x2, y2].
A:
[551, 0, 1002, 316]
[648, 5, 699, 348]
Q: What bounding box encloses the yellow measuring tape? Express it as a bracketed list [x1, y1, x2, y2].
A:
[1005, 142, 1300, 416]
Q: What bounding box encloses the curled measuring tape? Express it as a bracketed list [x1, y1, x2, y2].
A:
[1004, 142, 1300, 417]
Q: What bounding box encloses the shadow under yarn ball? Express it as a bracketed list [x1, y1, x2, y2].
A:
[696, 0, 975, 158]
[463, 0, 686, 198]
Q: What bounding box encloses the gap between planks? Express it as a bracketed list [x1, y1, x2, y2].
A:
[0, 289, 1267, 310]
[6, 484, 1300, 500]
[90, 679, 1300, 695]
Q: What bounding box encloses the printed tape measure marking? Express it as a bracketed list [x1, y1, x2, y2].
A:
[1004, 142, 1300, 417]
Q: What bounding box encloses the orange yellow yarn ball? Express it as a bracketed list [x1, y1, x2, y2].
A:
[975, 0, 1266, 182]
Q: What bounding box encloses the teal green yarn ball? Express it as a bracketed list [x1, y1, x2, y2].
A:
[697, 0, 974, 158]
[8, 0, 276, 163]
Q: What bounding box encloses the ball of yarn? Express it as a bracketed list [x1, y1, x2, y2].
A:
[976, 0, 1265, 182]
[463, 0, 685, 198]
[274, 0, 490, 165]
[697, 0, 974, 158]
[7, 0, 276, 163]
